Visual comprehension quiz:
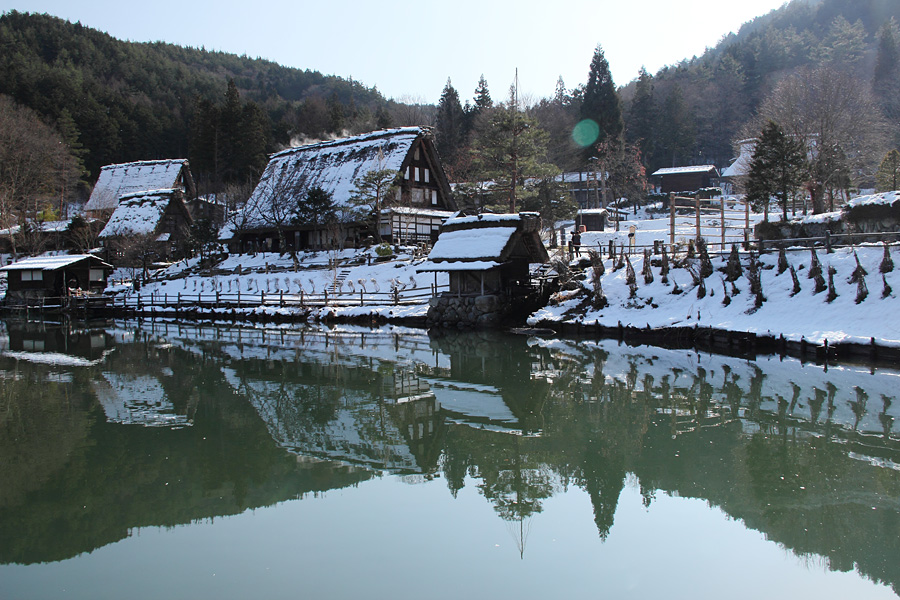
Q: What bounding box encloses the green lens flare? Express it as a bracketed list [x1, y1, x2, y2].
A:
[572, 119, 600, 148]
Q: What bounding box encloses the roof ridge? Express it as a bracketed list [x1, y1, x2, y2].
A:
[271, 127, 425, 158]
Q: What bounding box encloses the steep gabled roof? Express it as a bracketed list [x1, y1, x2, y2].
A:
[98, 189, 179, 238]
[651, 165, 718, 177]
[85, 159, 193, 213]
[236, 127, 434, 231]
[420, 212, 549, 271]
[0, 254, 112, 272]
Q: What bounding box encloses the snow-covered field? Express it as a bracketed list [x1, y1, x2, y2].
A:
[535, 202, 900, 348]
[107, 246, 447, 321]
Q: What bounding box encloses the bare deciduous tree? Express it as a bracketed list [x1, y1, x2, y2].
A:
[758, 66, 888, 213]
[0, 95, 80, 257]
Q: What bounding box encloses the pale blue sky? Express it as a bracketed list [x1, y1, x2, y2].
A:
[4, 0, 789, 103]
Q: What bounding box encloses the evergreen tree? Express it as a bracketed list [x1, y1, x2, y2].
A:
[294, 186, 336, 250]
[656, 84, 694, 168]
[470, 91, 555, 213]
[327, 92, 345, 133]
[579, 45, 623, 157]
[349, 168, 399, 243]
[435, 79, 466, 167]
[746, 120, 806, 221]
[473, 75, 493, 113]
[627, 67, 656, 165]
[875, 149, 900, 191]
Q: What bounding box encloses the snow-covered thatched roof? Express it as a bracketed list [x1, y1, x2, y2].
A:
[846, 190, 900, 209]
[98, 189, 181, 239]
[0, 254, 112, 272]
[85, 159, 193, 213]
[652, 165, 718, 177]
[235, 128, 430, 231]
[419, 212, 548, 271]
[721, 139, 756, 178]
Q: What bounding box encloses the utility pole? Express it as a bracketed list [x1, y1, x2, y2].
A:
[509, 68, 519, 214]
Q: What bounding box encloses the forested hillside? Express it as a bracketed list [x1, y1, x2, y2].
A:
[621, 0, 900, 172]
[0, 11, 391, 188]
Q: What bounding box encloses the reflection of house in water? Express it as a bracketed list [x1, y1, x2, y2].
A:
[2, 321, 113, 367]
[92, 372, 193, 428]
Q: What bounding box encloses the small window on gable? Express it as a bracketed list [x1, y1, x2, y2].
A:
[414, 146, 420, 161]
[412, 189, 425, 204]
[424, 168, 430, 183]
[405, 166, 410, 180]
[431, 190, 438, 205]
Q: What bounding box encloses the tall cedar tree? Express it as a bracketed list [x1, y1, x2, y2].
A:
[874, 19, 900, 125]
[472, 75, 493, 113]
[580, 45, 623, 159]
[876, 149, 900, 191]
[746, 120, 806, 221]
[627, 68, 656, 166]
[471, 93, 556, 213]
[435, 79, 466, 169]
[190, 79, 270, 188]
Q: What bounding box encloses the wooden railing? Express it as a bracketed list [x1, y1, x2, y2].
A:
[107, 284, 449, 311]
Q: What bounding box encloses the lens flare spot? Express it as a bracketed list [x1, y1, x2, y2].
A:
[572, 119, 600, 148]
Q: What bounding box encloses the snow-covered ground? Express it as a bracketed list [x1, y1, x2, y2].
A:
[106, 246, 447, 321]
[534, 200, 900, 348]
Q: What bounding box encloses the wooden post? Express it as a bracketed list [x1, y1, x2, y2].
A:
[720, 195, 725, 253]
[669, 192, 676, 254]
[695, 194, 701, 243]
[359, 290, 363, 306]
[744, 199, 750, 250]
[280, 291, 284, 306]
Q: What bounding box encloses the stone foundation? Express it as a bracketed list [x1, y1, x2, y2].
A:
[426, 294, 504, 329]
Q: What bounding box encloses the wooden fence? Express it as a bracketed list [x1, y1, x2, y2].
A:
[107, 284, 449, 312]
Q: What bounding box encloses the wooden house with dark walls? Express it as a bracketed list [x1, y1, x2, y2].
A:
[222, 127, 457, 252]
[98, 189, 193, 261]
[84, 159, 196, 221]
[651, 165, 719, 194]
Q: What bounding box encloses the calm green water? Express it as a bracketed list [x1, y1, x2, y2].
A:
[1, 318, 899, 599]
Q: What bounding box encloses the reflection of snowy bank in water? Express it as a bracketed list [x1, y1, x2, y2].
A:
[1, 349, 114, 367]
[530, 337, 900, 439]
[93, 372, 192, 428]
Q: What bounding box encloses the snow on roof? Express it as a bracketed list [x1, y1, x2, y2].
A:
[427, 227, 517, 262]
[578, 208, 608, 215]
[85, 159, 190, 213]
[383, 206, 456, 218]
[652, 165, 718, 176]
[98, 190, 175, 238]
[846, 190, 900, 209]
[443, 213, 527, 227]
[237, 128, 426, 230]
[94, 372, 191, 428]
[418, 260, 502, 272]
[0, 219, 92, 237]
[721, 140, 756, 178]
[0, 254, 110, 271]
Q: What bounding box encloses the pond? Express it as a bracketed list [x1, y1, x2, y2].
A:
[1, 318, 899, 599]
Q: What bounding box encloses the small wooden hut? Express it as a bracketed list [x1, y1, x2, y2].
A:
[651, 165, 719, 194]
[1, 254, 113, 305]
[419, 212, 550, 328]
